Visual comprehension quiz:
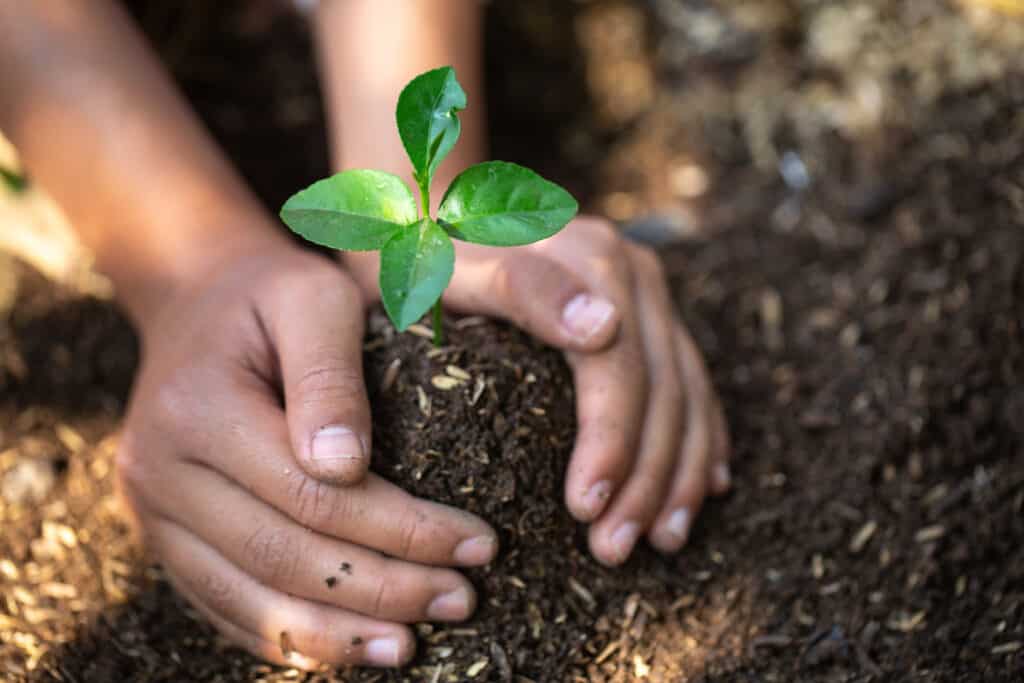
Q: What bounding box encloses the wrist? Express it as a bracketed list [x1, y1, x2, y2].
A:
[111, 204, 292, 330]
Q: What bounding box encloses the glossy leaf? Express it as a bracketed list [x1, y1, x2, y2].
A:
[437, 161, 578, 246]
[396, 66, 466, 185]
[380, 219, 455, 331]
[280, 170, 416, 251]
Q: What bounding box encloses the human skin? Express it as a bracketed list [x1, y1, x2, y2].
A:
[314, 0, 732, 567]
[0, 0, 731, 671]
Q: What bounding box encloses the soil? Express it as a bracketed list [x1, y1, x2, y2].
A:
[3, 1, 1024, 681]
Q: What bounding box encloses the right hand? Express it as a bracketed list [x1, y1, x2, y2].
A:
[115, 240, 498, 669]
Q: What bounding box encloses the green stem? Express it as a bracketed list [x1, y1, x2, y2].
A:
[432, 300, 444, 347]
[417, 176, 444, 347]
[418, 178, 430, 220]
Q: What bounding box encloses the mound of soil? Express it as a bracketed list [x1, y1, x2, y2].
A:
[362, 312, 686, 682]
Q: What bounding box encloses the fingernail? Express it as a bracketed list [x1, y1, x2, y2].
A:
[581, 480, 613, 519]
[364, 637, 401, 667]
[665, 507, 691, 543]
[426, 586, 473, 621]
[610, 521, 640, 563]
[454, 535, 498, 565]
[713, 463, 732, 491]
[311, 425, 364, 463]
[562, 294, 616, 341]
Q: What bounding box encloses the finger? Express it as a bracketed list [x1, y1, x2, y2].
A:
[145, 459, 476, 624]
[443, 245, 620, 351]
[587, 246, 687, 564]
[151, 518, 416, 668]
[261, 265, 372, 485]
[560, 291, 649, 522]
[648, 323, 719, 553]
[161, 386, 498, 567]
[166, 569, 324, 671]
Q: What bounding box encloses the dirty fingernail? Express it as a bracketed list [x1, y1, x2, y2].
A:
[713, 463, 731, 491]
[562, 294, 616, 341]
[454, 534, 497, 565]
[610, 521, 640, 563]
[311, 425, 364, 463]
[581, 480, 613, 519]
[364, 637, 401, 667]
[665, 507, 691, 544]
[427, 586, 473, 621]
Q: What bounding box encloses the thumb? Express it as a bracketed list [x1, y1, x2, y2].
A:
[262, 267, 372, 486]
[444, 249, 621, 351]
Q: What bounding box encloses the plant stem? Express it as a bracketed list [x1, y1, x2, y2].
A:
[418, 179, 430, 221]
[432, 300, 444, 347]
[417, 176, 444, 347]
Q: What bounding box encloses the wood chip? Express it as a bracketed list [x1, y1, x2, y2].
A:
[416, 386, 431, 416]
[887, 610, 926, 632]
[381, 358, 402, 392]
[849, 520, 878, 553]
[279, 630, 294, 658]
[595, 641, 619, 664]
[469, 376, 486, 406]
[453, 316, 487, 329]
[466, 658, 489, 678]
[39, 582, 77, 600]
[568, 577, 596, 610]
[407, 324, 434, 339]
[669, 594, 695, 611]
[431, 375, 462, 390]
[992, 641, 1022, 654]
[632, 654, 651, 678]
[0, 558, 19, 580]
[55, 424, 85, 453]
[445, 365, 471, 381]
[12, 586, 37, 606]
[915, 525, 946, 543]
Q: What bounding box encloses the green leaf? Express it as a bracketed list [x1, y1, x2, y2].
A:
[380, 219, 455, 331]
[396, 66, 466, 186]
[280, 170, 417, 251]
[437, 161, 578, 246]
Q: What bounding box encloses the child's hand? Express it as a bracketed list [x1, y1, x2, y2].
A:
[116, 246, 497, 670]
[342, 216, 732, 566]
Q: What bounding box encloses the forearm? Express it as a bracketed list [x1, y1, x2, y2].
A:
[0, 0, 287, 324]
[312, 0, 487, 200]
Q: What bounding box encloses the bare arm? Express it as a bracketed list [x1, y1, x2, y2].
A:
[0, 0, 286, 323]
[312, 0, 487, 199]
[0, 3, 498, 669]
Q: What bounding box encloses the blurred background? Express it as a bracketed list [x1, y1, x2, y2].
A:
[2, 1, 1023, 680]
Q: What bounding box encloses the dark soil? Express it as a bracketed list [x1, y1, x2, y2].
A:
[3, 1, 1024, 681]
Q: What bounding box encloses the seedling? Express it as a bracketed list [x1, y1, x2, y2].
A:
[280, 66, 578, 346]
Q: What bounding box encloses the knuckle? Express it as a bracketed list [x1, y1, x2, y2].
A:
[395, 506, 428, 560]
[630, 243, 661, 272]
[241, 524, 302, 585]
[293, 361, 364, 408]
[197, 571, 238, 613]
[369, 572, 393, 618]
[288, 472, 345, 529]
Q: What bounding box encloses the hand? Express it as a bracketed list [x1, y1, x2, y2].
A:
[116, 242, 498, 669]
[344, 215, 731, 566]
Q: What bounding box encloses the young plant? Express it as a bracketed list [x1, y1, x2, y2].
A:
[279, 66, 578, 346]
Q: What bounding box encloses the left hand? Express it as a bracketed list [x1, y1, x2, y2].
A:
[342, 215, 732, 566]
